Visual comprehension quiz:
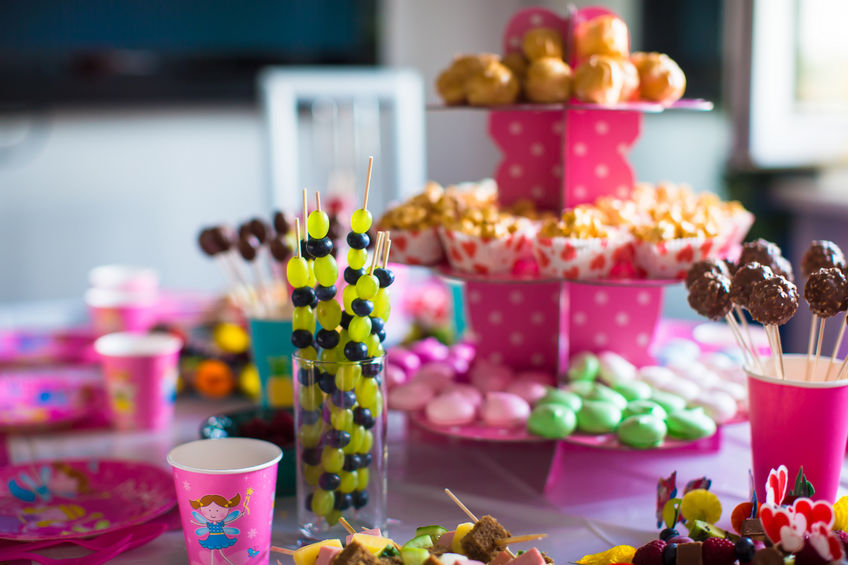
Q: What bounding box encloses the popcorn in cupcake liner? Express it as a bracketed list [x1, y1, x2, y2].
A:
[383, 227, 445, 266]
[532, 230, 633, 280]
[438, 225, 533, 275]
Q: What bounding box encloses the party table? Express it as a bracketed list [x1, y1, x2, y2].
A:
[4, 395, 837, 564]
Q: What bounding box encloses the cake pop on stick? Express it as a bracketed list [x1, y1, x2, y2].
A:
[237, 233, 274, 316]
[687, 272, 754, 368]
[730, 262, 776, 372]
[804, 267, 848, 380]
[198, 227, 251, 310]
[214, 225, 260, 312]
[748, 276, 799, 380]
[801, 241, 848, 379]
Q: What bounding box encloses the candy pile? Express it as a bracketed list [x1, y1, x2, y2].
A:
[435, 13, 686, 107]
[378, 181, 751, 280]
[385, 338, 744, 449]
[279, 494, 552, 565]
[579, 467, 848, 565]
[686, 239, 848, 382]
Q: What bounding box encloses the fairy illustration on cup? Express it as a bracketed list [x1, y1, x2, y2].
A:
[190, 492, 242, 565]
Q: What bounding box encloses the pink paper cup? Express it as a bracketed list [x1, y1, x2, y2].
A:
[168, 438, 282, 565]
[746, 354, 848, 503]
[85, 288, 158, 337]
[94, 332, 182, 431]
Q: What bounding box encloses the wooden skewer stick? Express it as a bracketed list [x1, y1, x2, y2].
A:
[836, 350, 848, 381]
[369, 232, 385, 276]
[363, 156, 374, 210]
[775, 326, 786, 380]
[725, 314, 754, 370]
[271, 546, 295, 555]
[764, 325, 779, 379]
[444, 489, 515, 558]
[826, 312, 848, 381]
[302, 188, 309, 242]
[338, 516, 356, 535]
[805, 314, 818, 381]
[498, 534, 548, 545]
[382, 236, 392, 269]
[316, 191, 322, 214]
[295, 219, 303, 258]
[812, 316, 826, 381]
[735, 306, 764, 373]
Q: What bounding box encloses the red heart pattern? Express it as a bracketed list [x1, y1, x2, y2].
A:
[561, 243, 577, 261]
[461, 240, 477, 258]
[393, 235, 407, 252]
[767, 465, 788, 505]
[793, 498, 834, 530]
[590, 254, 606, 271]
[676, 245, 694, 263]
[760, 505, 792, 546]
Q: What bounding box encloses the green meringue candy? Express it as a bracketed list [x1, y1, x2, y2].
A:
[576, 399, 622, 434]
[537, 388, 583, 413]
[527, 404, 577, 439]
[617, 414, 668, 449]
[650, 389, 687, 414]
[666, 408, 717, 440]
[581, 383, 628, 410]
[566, 352, 600, 382]
[613, 380, 653, 402]
[622, 399, 668, 420]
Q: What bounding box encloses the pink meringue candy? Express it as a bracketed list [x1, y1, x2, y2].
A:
[450, 341, 477, 363]
[412, 361, 456, 392]
[385, 363, 408, 390]
[387, 347, 421, 376]
[470, 360, 514, 392]
[506, 379, 549, 406]
[411, 337, 450, 363]
[388, 382, 434, 412]
[425, 391, 476, 426]
[441, 383, 483, 409]
[480, 391, 530, 428]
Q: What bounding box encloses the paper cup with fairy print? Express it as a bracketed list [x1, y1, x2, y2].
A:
[168, 438, 282, 565]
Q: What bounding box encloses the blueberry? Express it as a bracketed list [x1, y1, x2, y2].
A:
[317, 372, 337, 394]
[316, 285, 337, 301]
[659, 528, 679, 542]
[301, 447, 321, 466]
[353, 407, 372, 426]
[300, 240, 312, 260]
[344, 267, 365, 285]
[311, 295, 319, 309]
[662, 543, 677, 565]
[334, 492, 353, 511]
[360, 414, 376, 430]
[377, 329, 386, 343]
[735, 538, 756, 563]
[344, 341, 368, 361]
[306, 237, 333, 258]
[325, 429, 351, 448]
[362, 362, 382, 377]
[343, 454, 361, 471]
[297, 367, 315, 386]
[300, 409, 321, 426]
[347, 232, 370, 250]
[316, 329, 340, 350]
[291, 329, 314, 349]
[352, 489, 369, 509]
[319, 472, 341, 491]
[340, 312, 353, 329]
[332, 390, 357, 409]
[359, 453, 372, 467]
[292, 287, 316, 308]
[305, 492, 314, 512]
[374, 268, 394, 288]
[369, 317, 384, 335]
[351, 299, 373, 317]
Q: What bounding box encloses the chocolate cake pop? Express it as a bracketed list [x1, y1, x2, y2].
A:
[686, 272, 732, 321]
[211, 226, 234, 252]
[248, 218, 270, 244]
[771, 255, 795, 283]
[748, 276, 799, 326]
[804, 267, 848, 319]
[730, 262, 774, 309]
[273, 211, 291, 235]
[801, 240, 846, 278]
[738, 239, 781, 268]
[724, 259, 738, 276]
[198, 228, 222, 256]
[269, 235, 293, 263]
[237, 235, 259, 262]
[685, 258, 731, 290]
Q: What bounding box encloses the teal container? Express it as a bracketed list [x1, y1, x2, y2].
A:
[248, 317, 296, 407]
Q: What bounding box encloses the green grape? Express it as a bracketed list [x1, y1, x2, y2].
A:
[318, 347, 338, 371]
[306, 259, 317, 288]
[287, 257, 309, 287]
[355, 274, 379, 300]
[338, 329, 351, 352]
[357, 467, 370, 490]
[343, 425, 365, 454]
[335, 363, 360, 391]
[330, 407, 354, 431]
[311, 489, 335, 516]
[325, 509, 343, 525]
[299, 383, 323, 411]
[360, 390, 382, 418]
[365, 333, 381, 357]
[361, 430, 374, 453]
[293, 306, 315, 333]
[355, 377, 378, 407]
[303, 464, 322, 486]
[321, 446, 345, 473]
[316, 300, 342, 330]
[351, 209, 373, 233]
[308, 210, 330, 239]
[342, 286, 357, 314]
[348, 248, 367, 270]
[298, 421, 323, 447]
[373, 289, 390, 319]
[349, 316, 372, 342]
[339, 471, 358, 493]
[314, 255, 338, 287]
[299, 346, 318, 361]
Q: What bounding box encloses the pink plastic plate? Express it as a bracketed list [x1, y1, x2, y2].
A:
[0, 367, 102, 430]
[0, 459, 176, 541]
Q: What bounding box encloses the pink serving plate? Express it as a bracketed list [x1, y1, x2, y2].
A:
[0, 459, 176, 541]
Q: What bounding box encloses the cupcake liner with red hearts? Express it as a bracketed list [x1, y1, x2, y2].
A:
[382, 227, 445, 266]
[716, 210, 755, 255]
[438, 226, 532, 275]
[532, 231, 634, 280]
[633, 237, 720, 279]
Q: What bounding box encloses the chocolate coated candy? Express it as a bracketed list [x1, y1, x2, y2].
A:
[269, 236, 293, 262]
[748, 276, 799, 325]
[237, 235, 259, 261]
[739, 239, 781, 267]
[685, 258, 731, 290]
[211, 226, 234, 252]
[771, 254, 794, 283]
[249, 218, 270, 244]
[687, 272, 732, 321]
[804, 267, 848, 318]
[273, 211, 291, 235]
[198, 228, 221, 256]
[802, 240, 846, 277]
[730, 262, 774, 308]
